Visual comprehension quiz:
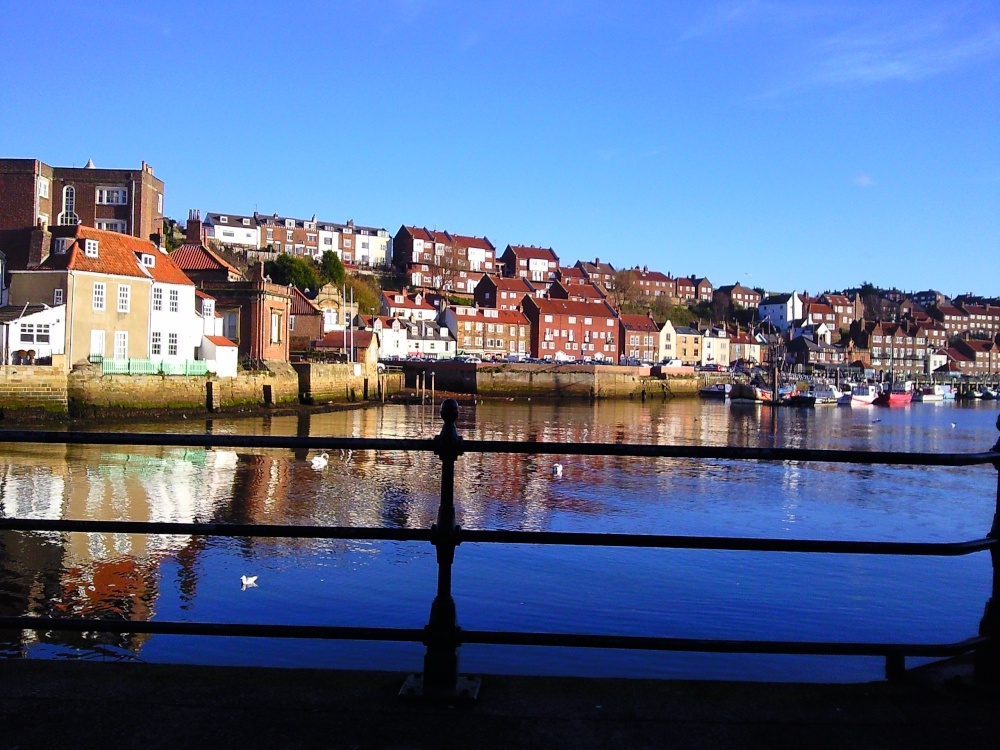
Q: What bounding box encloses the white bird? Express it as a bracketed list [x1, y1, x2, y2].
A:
[240, 575, 258, 590]
[311, 453, 329, 470]
[950, 422, 957, 429]
[552, 463, 563, 478]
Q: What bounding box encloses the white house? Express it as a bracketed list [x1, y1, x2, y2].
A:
[0, 303, 66, 364]
[203, 213, 260, 249]
[201, 335, 239, 377]
[758, 291, 804, 332]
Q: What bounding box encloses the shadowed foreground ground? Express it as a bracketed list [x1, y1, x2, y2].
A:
[0, 656, 997, 749]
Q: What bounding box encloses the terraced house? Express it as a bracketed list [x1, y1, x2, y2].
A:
[522, 297, 619, 362]
[499, 244, 559, 286]
[393, 225, 496, 291]
[441, 305, 530, 359]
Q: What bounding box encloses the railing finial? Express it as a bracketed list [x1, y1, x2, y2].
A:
[441, 398, 459, 426]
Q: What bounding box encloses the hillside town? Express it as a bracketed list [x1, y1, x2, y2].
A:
[2, 157, 999, 386]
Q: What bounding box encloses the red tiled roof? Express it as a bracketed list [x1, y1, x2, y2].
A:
[452, 234, 494, 251]
[290, 287, 321, 315]
[506, 245, 557, 261]
[38, 226, 159, 279]
[526, 297, 616, 318]
[619, 314, 659, 332]
[170, 243, 241, 274]
[204, 335, 237, 347]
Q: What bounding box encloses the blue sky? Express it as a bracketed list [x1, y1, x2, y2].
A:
[2, 1, 997, 297]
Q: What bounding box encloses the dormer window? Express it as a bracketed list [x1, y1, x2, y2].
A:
[242, 218, 250, 226]
[53, 238, 72, 254]
[203, 300, 214, 317]
[84, 239, 99, 258]
[285, 219, 295, 229]
[219, 216, 228, 224]
[141, 253, 156, 267]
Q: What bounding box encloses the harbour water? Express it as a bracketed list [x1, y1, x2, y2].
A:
[1, 398, 998, 682]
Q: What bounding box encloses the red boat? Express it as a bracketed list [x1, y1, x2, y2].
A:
[874, 381, 913, 406]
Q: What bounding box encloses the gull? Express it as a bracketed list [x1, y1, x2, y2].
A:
[311, 452, 329, 470]
[552, 463, 563, 478]
[950, 422, 957, 429]
[240, 575, 258, 590]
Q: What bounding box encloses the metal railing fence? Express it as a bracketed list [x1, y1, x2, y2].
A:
[1, 401, 998, 700]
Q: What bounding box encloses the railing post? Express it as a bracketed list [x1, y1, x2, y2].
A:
[975, 415, 1000, 682]
[401, 399, 480, 701]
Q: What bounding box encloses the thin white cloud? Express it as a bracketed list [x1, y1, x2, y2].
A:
[813, 20, 1000, 86]
[854, 173, 875, 188]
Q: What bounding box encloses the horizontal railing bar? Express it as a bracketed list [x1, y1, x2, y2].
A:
[458, 530, 997, 556]
[0, 430, 433, 454]
[0, 518, 431, 542]
[464, 440, 1000, 467]
[0, 617, 424, 642]
[0, 430, 997, 468]
[0, 616, 982, 658]
[0, 519, 992, 556]
[459, 631, 987, 657]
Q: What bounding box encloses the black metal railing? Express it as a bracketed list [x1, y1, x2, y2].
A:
[1, 401, 999, 700]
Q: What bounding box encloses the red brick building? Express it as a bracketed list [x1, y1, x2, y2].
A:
[618, 313, 660, 363]
[474, 276, 538, 310]
[392, 225, 496, 291]
[499, 244, 559, 285]
[0, 158, 164, 244]
[522, 297, 619, 362]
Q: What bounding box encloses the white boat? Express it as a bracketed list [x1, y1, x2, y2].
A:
[913, 384, 953, 402]
[811, 383, 844, 405]
[837, 382, 877, 406]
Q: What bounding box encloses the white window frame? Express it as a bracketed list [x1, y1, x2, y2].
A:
[117, 284, 130, 313]
[153, 287, 163, 311]
[93, 282, 106, 311]
[169, 289, 179, 313]
[84, 239, 99, 258]
[96, 187, 128, 205]
[168, 332, 178, 356]
[53, 288, 64, 306]
[95, 219, 127, 233]
[151, 331, 162, 356]
[114, 331, 128, 360]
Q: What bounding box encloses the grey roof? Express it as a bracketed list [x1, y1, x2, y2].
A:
[0, 303, 52, 323]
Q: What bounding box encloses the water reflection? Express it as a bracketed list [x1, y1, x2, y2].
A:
[0, 398, 997, 678]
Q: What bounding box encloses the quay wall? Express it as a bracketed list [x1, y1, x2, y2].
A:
[402, 362, 702, 399]
[0, 357, 70, 414]
[67, 363, 300, 416]
[292, 363, 404, 403]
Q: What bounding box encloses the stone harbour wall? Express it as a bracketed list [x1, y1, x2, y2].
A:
[0, 361, 70, 414]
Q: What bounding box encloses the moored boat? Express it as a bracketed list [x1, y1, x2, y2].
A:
[729, 383, 774, 404]
[699, 383, 732, 399]
[838, 382, 877, 406]
[873, 380, 913, 406]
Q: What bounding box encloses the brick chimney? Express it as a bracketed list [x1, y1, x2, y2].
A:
[27, 222, 52, 268]
[185, 209, 202, 244]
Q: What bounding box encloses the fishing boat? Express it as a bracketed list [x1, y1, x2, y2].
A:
[837, 382, 878, 406]
[811, 382, 844, 405]
[698, 383, 732, 399]
[873, 380, 913, 406]
[982, 387, 998, 400]
[913, 384, 952, 402]
[728, 383, 774, 404]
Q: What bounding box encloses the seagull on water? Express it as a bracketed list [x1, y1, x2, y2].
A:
[552, 463, 563, 478]
[241, 575, 258, 590]
[311, 452, 329, 470]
